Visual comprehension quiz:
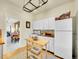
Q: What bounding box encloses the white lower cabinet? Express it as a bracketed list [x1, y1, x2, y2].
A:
[55, 31, 72, 59]
[38, 36, 54, 52]
[41, 37, 54, 52]
[48, 39, 54, 52]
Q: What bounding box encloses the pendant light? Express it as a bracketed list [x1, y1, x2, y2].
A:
[23, 0, 48, 13]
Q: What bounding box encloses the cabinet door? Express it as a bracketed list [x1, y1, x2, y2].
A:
[32, 18, 55, 30]
[55, 18, 72, 30]
[44, 37, 54, 52]
[40, 36, 54, 52]
[55, 31, 72, 59]
[50, 38, 54, 52]
[48, 18, 55, 29]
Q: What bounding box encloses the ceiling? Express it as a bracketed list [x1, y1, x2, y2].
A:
[0, 0, 76, 27]
[0, 0, 74, 18]
[7, 0, 74, 14]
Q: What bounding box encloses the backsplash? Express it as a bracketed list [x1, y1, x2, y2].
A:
[33, 30, 54, 37]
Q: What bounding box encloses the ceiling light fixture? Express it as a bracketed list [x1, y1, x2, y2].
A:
[23, 0, 48, 13]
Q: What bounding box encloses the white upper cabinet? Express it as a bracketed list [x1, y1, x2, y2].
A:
[55, 18, 72, 30]
[48, 18, 55, 29]
[32, 21, 42, 29]
[32, 18, 55, 30]
[33, 18, 72, 30]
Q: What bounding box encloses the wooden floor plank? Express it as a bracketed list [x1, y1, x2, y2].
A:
[3, 46, 61, 59]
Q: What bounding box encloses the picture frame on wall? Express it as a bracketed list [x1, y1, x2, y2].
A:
[26, 21, 30, 28]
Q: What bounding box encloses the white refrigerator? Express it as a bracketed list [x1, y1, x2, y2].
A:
[55, 18, 72, 59]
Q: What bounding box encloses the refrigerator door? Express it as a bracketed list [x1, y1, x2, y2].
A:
[55, 31, 72, 59]
[55, 18, 72, 30]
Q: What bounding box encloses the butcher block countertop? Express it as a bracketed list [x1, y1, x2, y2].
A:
[27, 37, 48, 46]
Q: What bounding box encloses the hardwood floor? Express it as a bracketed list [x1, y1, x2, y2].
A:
[3, 46, 61, 59]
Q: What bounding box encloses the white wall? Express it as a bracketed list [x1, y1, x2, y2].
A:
[0, 11, 6, 41]
[32, 0, 77, 21]
[19, 13, 33, 47]
[0, 0, 33, 54]
[2, 12, 33, 55]
[0, 18, 5, 38]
